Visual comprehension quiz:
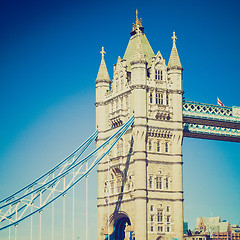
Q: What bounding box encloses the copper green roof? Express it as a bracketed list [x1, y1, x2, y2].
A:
[123, 31, 155, 70]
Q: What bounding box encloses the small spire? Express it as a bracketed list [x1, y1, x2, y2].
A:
[96, 46, 111, 83]
[100, 46, 106, 59]
[168, 32, 182, 69]
[132, 9, 143, 33]
[172, 31, 177, 44]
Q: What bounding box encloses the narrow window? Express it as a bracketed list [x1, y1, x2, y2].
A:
[167, 226, 170, 232]
[160, 94, 163, 104]
[166, 94, 169, 105]
[166, 177, 169, 189]
[156, 93, 158, 104]
[149, 176, 153, 188]
[150, 215, 154, 221]
[155, 70, 159, 80]
[167, 206, 170, 212]
[157, 211, 163, 222]
[150, 92, 153, 103]
[151, 225, 154, 232]
[156, 177, 162, 189]
[160, 70, 163, 80]
[150, 205, 154, 211]
[167, 216, 170, 223]
[104, 181, 108, 193]
[149, 140, 152, 151]
[165, 142, 168, 153]
[157, 141, 160, 152]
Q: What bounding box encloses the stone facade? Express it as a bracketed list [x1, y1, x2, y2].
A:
[96, 11, 183, 240]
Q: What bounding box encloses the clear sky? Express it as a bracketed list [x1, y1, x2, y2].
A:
[0, 0, 240, 239]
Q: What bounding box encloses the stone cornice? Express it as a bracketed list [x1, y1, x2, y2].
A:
[130, 84, 148, 90]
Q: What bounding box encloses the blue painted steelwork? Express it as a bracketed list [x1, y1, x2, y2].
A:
[183, 101, 240, 124]
[183, 101, 240, 141]
[0, 115, 134, 231]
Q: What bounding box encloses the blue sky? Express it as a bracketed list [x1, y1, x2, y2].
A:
[0, 0, 240, 238]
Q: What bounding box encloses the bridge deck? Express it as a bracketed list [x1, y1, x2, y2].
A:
[183, 101, 240, 142]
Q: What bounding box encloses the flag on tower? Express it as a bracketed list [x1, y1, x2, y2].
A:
[217, 97, 224, 106]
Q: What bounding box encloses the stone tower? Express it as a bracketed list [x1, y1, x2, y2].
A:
[96, 10, 183, 240]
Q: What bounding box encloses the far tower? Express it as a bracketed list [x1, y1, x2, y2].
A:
[95, 10, 183, 240]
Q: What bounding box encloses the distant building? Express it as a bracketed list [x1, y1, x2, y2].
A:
[184, 232, 211, 240]
[231, 225, 240, 240]
[194, 216, 240, 240]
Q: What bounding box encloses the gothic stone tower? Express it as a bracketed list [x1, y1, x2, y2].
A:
[96, 11, 183, 240]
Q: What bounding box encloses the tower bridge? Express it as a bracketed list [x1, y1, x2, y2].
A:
[0, 10, 239, 240]
[95, 10, 240, 240]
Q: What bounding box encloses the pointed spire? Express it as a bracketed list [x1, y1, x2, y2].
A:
[96, 47, 111, 83]
[168, 32, 182, 69]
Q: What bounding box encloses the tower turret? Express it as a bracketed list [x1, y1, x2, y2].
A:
[168, 32, 183, 90]
[167, 32, 183, 122]
[95, 47, 111, 132]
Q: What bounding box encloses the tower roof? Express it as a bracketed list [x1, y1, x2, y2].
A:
[168, 32, 182, 69]
[96, 47, 111, 83]
[130, 32, 146, 64]
[123, 10, 155, 70]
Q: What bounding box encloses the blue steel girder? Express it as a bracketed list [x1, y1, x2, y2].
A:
[183, 101, 240, 142]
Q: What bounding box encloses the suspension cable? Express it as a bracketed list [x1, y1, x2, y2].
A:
[0, 115, 134, 231]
